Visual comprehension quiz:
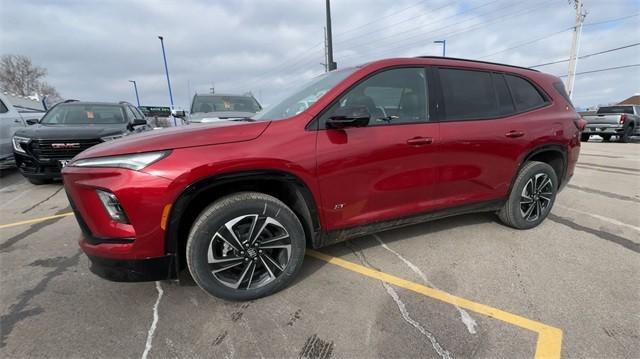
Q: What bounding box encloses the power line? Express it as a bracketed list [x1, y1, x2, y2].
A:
[529, 42, 640, 68]
[558, 64, 640, 77]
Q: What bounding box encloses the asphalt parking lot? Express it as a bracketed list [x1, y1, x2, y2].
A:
[1, 140, 638, 359]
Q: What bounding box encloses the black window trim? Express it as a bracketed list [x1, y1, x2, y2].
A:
[432, 66, 552, 123]
[0, 98, 8, 114]
[306, 65, 436, 131]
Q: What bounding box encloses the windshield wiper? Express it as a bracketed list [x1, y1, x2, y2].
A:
[229, 117, 256, 122]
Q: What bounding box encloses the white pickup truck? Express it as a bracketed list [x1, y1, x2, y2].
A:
[582, 105, 640, 143]
[0, 92, 46, 170]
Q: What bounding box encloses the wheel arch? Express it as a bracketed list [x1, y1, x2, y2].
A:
[164, 170, 322, 271]
[509, 144, 567, 193]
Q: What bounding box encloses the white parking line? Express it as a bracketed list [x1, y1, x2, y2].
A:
[556, 204, 640, 232]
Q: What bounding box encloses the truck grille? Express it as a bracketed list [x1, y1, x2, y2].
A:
[29, 139, 102, 159]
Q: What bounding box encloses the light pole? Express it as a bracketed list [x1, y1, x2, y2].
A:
[128, 80, 140, 107]
[158, 35, 176, 125]
[434, 40, 446, 57]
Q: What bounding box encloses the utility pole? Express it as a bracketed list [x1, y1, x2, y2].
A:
[323, 26, 328, 72]
[567, 0, 587, 99]
[325, 0, 337, 71]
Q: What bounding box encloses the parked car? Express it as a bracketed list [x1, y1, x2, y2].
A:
[13, 101, 151, 184]
[581, 105, 639, 142]
[187, 93, 261, 123]
[62, 57, 584, 300]
[0, 92, 46, 170]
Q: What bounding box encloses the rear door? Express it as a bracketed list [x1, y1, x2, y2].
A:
[0, 95, 25, 164]
[433, 68, 521, 207]
[316, 67, 440, 230]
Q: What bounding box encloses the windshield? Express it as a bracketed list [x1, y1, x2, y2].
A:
[191, 95, 261, 114]
[597, 106, 634, 114]
[256, 68, 357, 121]
[41, 104, 126, 125]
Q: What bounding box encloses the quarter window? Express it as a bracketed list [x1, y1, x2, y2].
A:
[326, 67, 428, 126]
[505, 75, 546, 112]
[439, 68, 497, 120]
[0, 99, 8, 113]
[494, 74, 515, 116]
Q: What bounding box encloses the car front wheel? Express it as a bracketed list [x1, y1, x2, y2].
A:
[498, 161, 558, 229]
[186, 192, 306, 300]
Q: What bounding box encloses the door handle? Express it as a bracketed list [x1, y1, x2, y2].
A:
[406, 137, 433, 146]
[505, 130, 525, 138]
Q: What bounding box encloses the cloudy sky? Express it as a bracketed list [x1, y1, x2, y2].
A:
[1, 0, 639, 110]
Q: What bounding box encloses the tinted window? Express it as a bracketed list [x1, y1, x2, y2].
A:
[40, 104, 126, 125]
[327, 67, 428, 126]
[553, 82, 574, 109]
[597, 106, 634, 114]
[191, 95, 261, 114]
[439, 68, 497, 120]
[0, 99, 7, 113]
[494, 74, 515, 115]
[505, 75, 546, 111]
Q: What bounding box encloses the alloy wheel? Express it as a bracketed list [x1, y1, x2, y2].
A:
[207, 214, 292, 290]
[520, 173, 553, 222]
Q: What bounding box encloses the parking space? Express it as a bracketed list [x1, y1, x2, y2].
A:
[1, 141, 638, 359]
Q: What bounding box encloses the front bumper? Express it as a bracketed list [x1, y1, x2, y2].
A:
[14, 151, 67, 179]
[87, 253, 176, 282]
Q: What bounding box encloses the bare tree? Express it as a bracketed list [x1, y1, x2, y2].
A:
[0, 54, 59, 97]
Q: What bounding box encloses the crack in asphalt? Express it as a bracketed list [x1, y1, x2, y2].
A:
[21, 187, 64, 214]
[577, 162, 640, 173]
[0, 251, 81, 348]
[345, 241, 452, 359]
[548, 214, 639, 253]
[575, 165, 637, 176]
[0, 206, 72, 252]
[141, 281, 164, 359]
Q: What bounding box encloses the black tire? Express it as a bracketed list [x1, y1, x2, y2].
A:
[602, 135, 611, 142]
[580, 133, 590, 142]
[186, 192, 306, 300]
[27, 177, 48, 185]
[618, 126, 633, 143]
[498, 161, 558, 230]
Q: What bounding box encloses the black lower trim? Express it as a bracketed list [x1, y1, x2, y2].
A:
[315, 199, 504, 248]
[87, 253, 177, 282]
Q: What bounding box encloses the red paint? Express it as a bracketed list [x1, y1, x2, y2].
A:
[63, 57, 582, 261]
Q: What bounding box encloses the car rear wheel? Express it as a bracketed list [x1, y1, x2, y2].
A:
[580, 133, 590, 142]
[618, 126, 633, 143]
[186, 192, 306, 300]
[498, 161, 558, 229]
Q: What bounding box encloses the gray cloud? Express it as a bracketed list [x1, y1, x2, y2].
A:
[1, 0, 638, 109]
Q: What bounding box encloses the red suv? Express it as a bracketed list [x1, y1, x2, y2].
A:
[63, 57, 583, 300]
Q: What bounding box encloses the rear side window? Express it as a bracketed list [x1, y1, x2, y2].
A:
[505, 75, 546, 112]
[439, 68, 497, 120]
[494, 74, 515, 115]
[0, 99, 8, 113]
[553, 82, 574, 109]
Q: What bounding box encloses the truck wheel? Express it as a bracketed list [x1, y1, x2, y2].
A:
[618, 126, 633, 143]
[27, 177, 49, 185]
[602, 135, 611, 142]
[580, 133, 590, 142]
[498, 161, 558, 230]
[186, 192, 306, 300]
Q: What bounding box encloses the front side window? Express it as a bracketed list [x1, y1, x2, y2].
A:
[40, 104, 126, 125]
[439, 68, 497, 120]
[130, 106, 145, 120]
[505, 75, 546, 112]
[326, 67, 428, 126]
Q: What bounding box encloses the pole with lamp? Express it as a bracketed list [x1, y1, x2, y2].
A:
[158, 35, 177, 126]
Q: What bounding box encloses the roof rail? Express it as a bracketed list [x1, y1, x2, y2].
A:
[414, 56, 540, 72]
[63, 99, 79, 103]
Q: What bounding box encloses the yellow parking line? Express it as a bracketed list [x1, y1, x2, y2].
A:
[306, 249, 562, 359]
[0, 212, 74, 229]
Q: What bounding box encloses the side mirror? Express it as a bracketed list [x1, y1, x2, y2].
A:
[25, 118, 38, 125]
[172, 110, 186, 118]
[131, 119, 147, 127]
[326, 106, 370, 129]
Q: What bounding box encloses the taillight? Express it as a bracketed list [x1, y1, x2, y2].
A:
[574, 117, 587, 131]
[619, 114, 626, 124]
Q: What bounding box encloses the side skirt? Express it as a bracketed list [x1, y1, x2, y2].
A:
[315, 199, 504, 248]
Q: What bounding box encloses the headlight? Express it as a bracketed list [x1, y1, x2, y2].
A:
[12, 136, 30, 153]
[100, 133, 126, 142]
[69, 151, 171, 170]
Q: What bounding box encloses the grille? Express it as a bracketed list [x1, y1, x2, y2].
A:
[30, 139, 102, 159]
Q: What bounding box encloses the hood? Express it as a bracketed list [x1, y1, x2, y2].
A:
[189, 111, 256, 123]
[15, 123, 127, 140]
[76, 120, 270, 159]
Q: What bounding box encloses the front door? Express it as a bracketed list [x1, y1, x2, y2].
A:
[315, 67, 440, 230]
